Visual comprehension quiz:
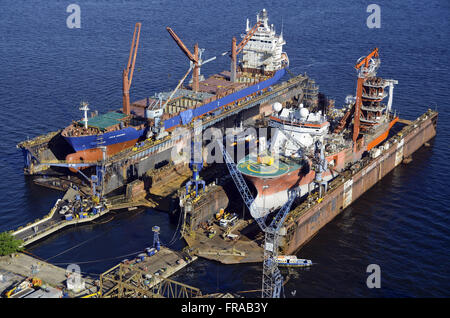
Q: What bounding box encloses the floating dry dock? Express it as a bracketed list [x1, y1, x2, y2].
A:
[279, 109, 437, 254]
[17, 73, 317, 196]
[182, 109, 438, 263]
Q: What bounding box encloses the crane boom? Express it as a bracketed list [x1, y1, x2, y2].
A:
[166, 27, 197, 63]
[236, 21, 262, 55]
[230, 21, 262, 82]
[262, 191, 297, 298]
[123, 22, 141, 115]
[355, 47, 379, 70]
[219, 141, 267, 231]
[219, 138, 299, 298]
[166, 27, 199, 91]
[160, 65, 194, 111]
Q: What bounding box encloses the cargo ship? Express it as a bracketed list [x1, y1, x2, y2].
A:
[62, 9, 289, 166]
[237, 48, 400, 211]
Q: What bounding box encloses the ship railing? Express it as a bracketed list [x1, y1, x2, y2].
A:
[361, 105, 386, 112]
[38, 159, 101, 166]
[363, 81, 388, 88]
[17, 130, 61, 149]
[362, 91, 387, 100]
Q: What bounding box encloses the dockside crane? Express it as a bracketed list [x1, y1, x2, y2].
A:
[353, 48, 379, 144]
[123, 22, 141, 115]
[219, 140, 298, 298]
[230, 21, 262, 82]
[333, 48, 380, 144]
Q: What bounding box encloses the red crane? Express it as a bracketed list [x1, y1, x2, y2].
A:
[122, 23, 141, 115]
[230, 21, 262, 82]
[353, 48, 379, 143]
[166, 27, 200, 92]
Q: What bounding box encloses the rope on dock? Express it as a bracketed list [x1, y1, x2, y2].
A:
[44, 231, 107, 262]
[49, 249, 145, 266]
[164, 209, 184, 247]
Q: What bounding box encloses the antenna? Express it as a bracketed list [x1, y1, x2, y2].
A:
[79, 101, 90, 129]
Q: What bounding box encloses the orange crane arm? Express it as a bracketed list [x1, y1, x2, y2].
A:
[355, 47, 379, 69]
[235, 21, 262, 55]
[166, 27, 198, 63]
[352, 48, 379, 143]
[122, 22, 141, 115]
[126, 22, 141, 88]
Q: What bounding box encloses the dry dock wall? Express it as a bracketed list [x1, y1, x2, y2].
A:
[281, 110, 438, 255]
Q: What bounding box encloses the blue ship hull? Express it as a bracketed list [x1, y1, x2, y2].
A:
[64, 68, 286, 153]
[64, 127, 146, 152]
[163, 68, 286, 130]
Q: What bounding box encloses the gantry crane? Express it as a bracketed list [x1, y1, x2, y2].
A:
[230, 21, 262, 82]
[122, 22, 141, 115]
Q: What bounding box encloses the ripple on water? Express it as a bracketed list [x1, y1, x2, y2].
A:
[0, 0, 449, 297]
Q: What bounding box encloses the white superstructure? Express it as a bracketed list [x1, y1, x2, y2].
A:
[269, 104, 330, 157]
[240, 9, 289, 72]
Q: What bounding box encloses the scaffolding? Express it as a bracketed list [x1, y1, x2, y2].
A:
[99, 263, 202, 298]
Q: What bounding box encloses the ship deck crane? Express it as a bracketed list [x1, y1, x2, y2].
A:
[123, 22, 141, 115]
[219, 141, 298, 298]
[166, 27, 219, 92]
[166, 27, 199, 92]
[230, 21, 262, 82]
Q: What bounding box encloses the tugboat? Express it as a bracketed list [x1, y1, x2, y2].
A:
[277, 255, 313, 267]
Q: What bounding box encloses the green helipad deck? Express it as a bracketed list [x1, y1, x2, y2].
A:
[237, 155, 301, 178]
[79, 111, 127, 130]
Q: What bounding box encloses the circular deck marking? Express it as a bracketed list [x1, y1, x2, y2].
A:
[238, 157, 294, 177]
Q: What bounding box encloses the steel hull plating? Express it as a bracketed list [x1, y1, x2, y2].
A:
[240, 117, 399, 210]
[163, 68, 287, 130]
[65, 139, 139, 172]
[281, 111, 438, 254]
[62, 68, 286, 163]
[63, 127, 146, 153]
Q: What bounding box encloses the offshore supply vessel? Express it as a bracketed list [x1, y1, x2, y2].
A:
[237, 48, 400, 211]
[62, 9, 289, 166]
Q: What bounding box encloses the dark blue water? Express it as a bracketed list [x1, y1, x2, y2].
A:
[0, 0, 449, 297]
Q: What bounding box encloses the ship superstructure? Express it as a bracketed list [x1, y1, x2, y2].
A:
[240, 8, 289, 73]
